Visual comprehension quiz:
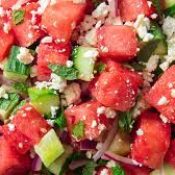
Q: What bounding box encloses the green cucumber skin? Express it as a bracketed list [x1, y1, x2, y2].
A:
[73, 46, 97, 81]
[28, 87, 60, 115]
[4, 46, 30, 82]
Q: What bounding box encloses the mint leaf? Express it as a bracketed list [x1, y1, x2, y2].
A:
[49, 64, 79, 80]
[112, 164, 125, 175]
[13, 82, 28, 94]
[82, 161, 97, 175]
[72, 121, 85, 139]
[12, 10, 25, 25]
[54, 109, 67, 129]
[119, 112, 135, 133]
[95, 62, 106, 73]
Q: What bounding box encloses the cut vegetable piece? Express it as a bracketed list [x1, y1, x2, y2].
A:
[97, 25, 138, 62]
[4, 46, 30, 82]
[163, 0, 175, 16]
[28, 87, 59, 115]
[72, 46, 98, 81]
[34, 129, 64, 167]
[48, 145, 73, 175]
[0, 93, 20, 120]
[11, 100, 27, 115]
[150, 164, 175, 175]
[0, 30, 14, 61]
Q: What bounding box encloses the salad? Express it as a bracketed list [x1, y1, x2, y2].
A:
[0, 0, 175, 174]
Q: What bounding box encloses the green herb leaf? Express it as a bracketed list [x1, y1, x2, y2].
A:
[54, 109, 67, 129]
[72, 121, 85, 139]
[82, 161, 97, 175]
[137, 39, 160, 62]
[49, 64, 79, 80]
[12, 10, 25, 25]
[13, 82, 28, 94]
[119, 112, 135, 133]
[151, 0, 163, 18]
[112, 164, 125, 175]
[95, 62, 106, 73]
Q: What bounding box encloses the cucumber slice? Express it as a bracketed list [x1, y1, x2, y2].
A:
[28, 87, 60, 115]
[34, 129, 64, 167]
[4, 46, 30, 82]
[150, 164, 175, 175]
[163, 0, 175, 16]
[0, 93, 20, 120]
[150, 22, 167, 55]
[72, 46, 98, 81]
[48, 145, 73, 175]
[11, 100, 26, 115]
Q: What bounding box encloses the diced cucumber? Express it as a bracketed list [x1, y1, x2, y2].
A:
[72, 46, 98, 81]
[4, 46, 30, 82]
[48, 145, 73, 175]
[163, 0, 175, 16]
[11, 100, 26, 115]
[150, 22, 167, 55]
[150, 164, 175, 175]
[28, 87, 59, 115]
[108, 131, 131, 156]
[34, 129, 64, 167]
[0, 93, 20, 120]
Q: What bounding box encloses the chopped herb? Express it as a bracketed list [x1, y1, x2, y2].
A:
[112, 164, 125, 175]
[49, 64, 79, 80]
[119, 112, 135, 133]
[54, 109, 67, 129]
[72, 121, 85, 139]
[137, 39, 160, 62]
[151, 0, 163, 18]
[12, 10, 25, 25]
[95, 62, 106, 73]
[82, 161, 97, 175]
[13, 82, 28, 94]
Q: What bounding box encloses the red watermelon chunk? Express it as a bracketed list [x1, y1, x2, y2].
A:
[2, 125, 32, 154]
[119, 0, 152, 21]
[41, 1, 86, 43]
[123, 164, 151, 175]
[0, 30, 14, 61]
[12, 103, 51, 145]
[12, 2, 44, 47]
[97, 25, 138, 62]
[165, 140, 175, 167]
[37, 42, 71, 81]
[0, 136, 31, 175]
[65, 101, 110, 141]
[91, 61, 142, 111]
[131, 110, 171, 169]
[145, 65, 175, 124]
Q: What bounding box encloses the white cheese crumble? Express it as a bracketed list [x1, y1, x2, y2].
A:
[3, 22, 11, 33]
[97, 106, 106, 116]
[17, 48, 34, 65]
[171, 89, 175, 98]
[86, 151, 93, 159]
[157, 96, 168, 106]
[160, 114, 169, 123]
[66, 60, 73, 68]
[146, 55, 160, 72]
[100, 168, 109, 175]
[84, 49, 99, 58]
[0, 87, 8, 99]
[106, 160, 116, 168]
[0, 7, 5, 17]
[92, 2, 109, 19]
[136, 128, 144, 136]
[134, 14, 154, 42]
[91, 120, 97, 128]
[41, 36, 53, 44]
[7, 123, 15, 131]
[50, 106, 59, 118]
[105, 108, 116, 119]
[18, 143, 23, 149]
[98, 124, 106, 133]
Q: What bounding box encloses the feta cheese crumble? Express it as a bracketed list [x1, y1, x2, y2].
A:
[17, 48, 34, 65]
[157, 96, 168, 106]
[136, 129, 144, 136]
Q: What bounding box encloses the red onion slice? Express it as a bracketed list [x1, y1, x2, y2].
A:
[103, 151, 142, 167]
[31, 155, 42, 172]
[69, 160, 88, 170]
[93, 118, 118, 161]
